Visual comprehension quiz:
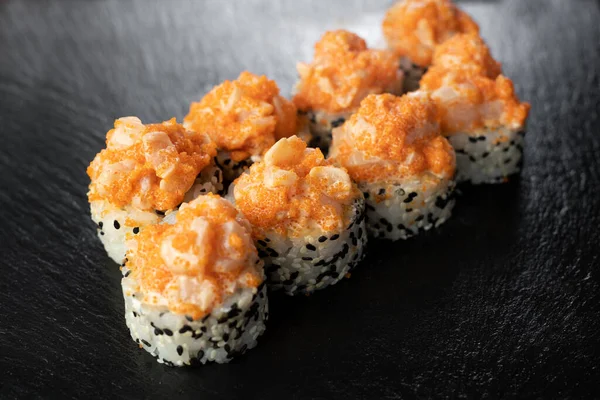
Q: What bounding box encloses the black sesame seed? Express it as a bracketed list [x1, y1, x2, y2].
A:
[113, 220, 120, 230]
[318, 236, 327, 243]
[177, 345, 183, 356]
[185, 315, 193, 322]
[142, 339, 151, 347]
[179, 326, 192, 334]
[468, 137, 478, 143]
[478, 136, 486, 141]
[154, 328, 163, 336]
[469, 155, 476, 162]
[224, 159, 232, 166]
[133, 227, 140, 234]
[268, 249, 279, 257]
[164, 329, 173, 336]
[257, 240, 267, 247]
[98, 221, 103, 229]
[330, 234, 340, 240]
[435, 196, 449, 210]
[124, 270, 131, 277]
[378, 188, 385, 195]
[363, 192, 370, 199]
[197, 350, 205, 360]
[306, 244, 317, 251]
[415, 215, 424, 222]
[331, 118, 345, 128]
[100, 232, 105, 236]
[302, 256, 312, 261]
[155, 210, 165, 216]
[504, 158, 512, 164]
[406, 208, 413, 212]
[132, 311, 137, 317]
[223, 333, 230, 341]
[482, 152, 490, 158]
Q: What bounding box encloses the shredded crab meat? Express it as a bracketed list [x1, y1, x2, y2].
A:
[382, 0, 479, 67]
[292, 30, 402, 114]
[125, 194, 262, 320]
[87, 117, 216, 211]
[233, 136, 361, 237]
[329, 92, 456, 183]
[184, 71, 298, 162]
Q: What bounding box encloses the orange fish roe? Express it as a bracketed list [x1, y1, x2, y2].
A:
[430, 33, 501, 78]
[329, 93, 455, 183]
[292, 30, 401, 114]
[184, 71, 298, 162]
[87, 117, 216, 211]
[125, 194, 262, 320]
[382, 0, 479, 67]
[420, 69, 531, 134]
[233, 136, 360, 237]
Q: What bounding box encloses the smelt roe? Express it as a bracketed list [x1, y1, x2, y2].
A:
[184, 71, 298, 162]
[329, 93, 456, 183]
[293, 30, 401, 114]
[233, 136, 360, 237]
[420, 70, 531, 134]
[87, 117, 216, 211]
[430, 33, 502, 78]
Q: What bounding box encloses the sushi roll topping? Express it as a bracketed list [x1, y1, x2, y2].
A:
[382, 0, 479, 67]
[429, 33, 502, 79]
[233, 136, 360, 237]
[329, 92, 455, 183]
[292, 30, 401, 114]
[124, 194, 263, 320]
[184, 71, 298, 162]
[87, 117, 216, 211]
[420, 70, 531, 134]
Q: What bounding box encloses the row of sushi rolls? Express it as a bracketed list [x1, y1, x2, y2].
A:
[87, 0, 530, 367]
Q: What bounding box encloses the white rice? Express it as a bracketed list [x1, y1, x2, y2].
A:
[360, 173, 455, 240]
[305, 109, 353, 153]
[122, 277, 268, 367]
[256, 198, 367, 295]
[448, 128, 525, 184]
[399, 56, 427, 93]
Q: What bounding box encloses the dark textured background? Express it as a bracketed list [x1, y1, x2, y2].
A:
[1, 0, 599, 398]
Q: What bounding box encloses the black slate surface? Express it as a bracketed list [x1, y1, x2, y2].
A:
[1, 0, 599, 398]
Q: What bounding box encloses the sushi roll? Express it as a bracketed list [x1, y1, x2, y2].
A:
[231, 136, 367, 295]
[329, 92, 456, 240]
[122, 194, 268, 366]
[184, 71, 304, 183]
[420, 37, 531, 184]
[292, 30, 403, 152]
[87, 117, 222, 265]
[382, 0, 479, 93]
